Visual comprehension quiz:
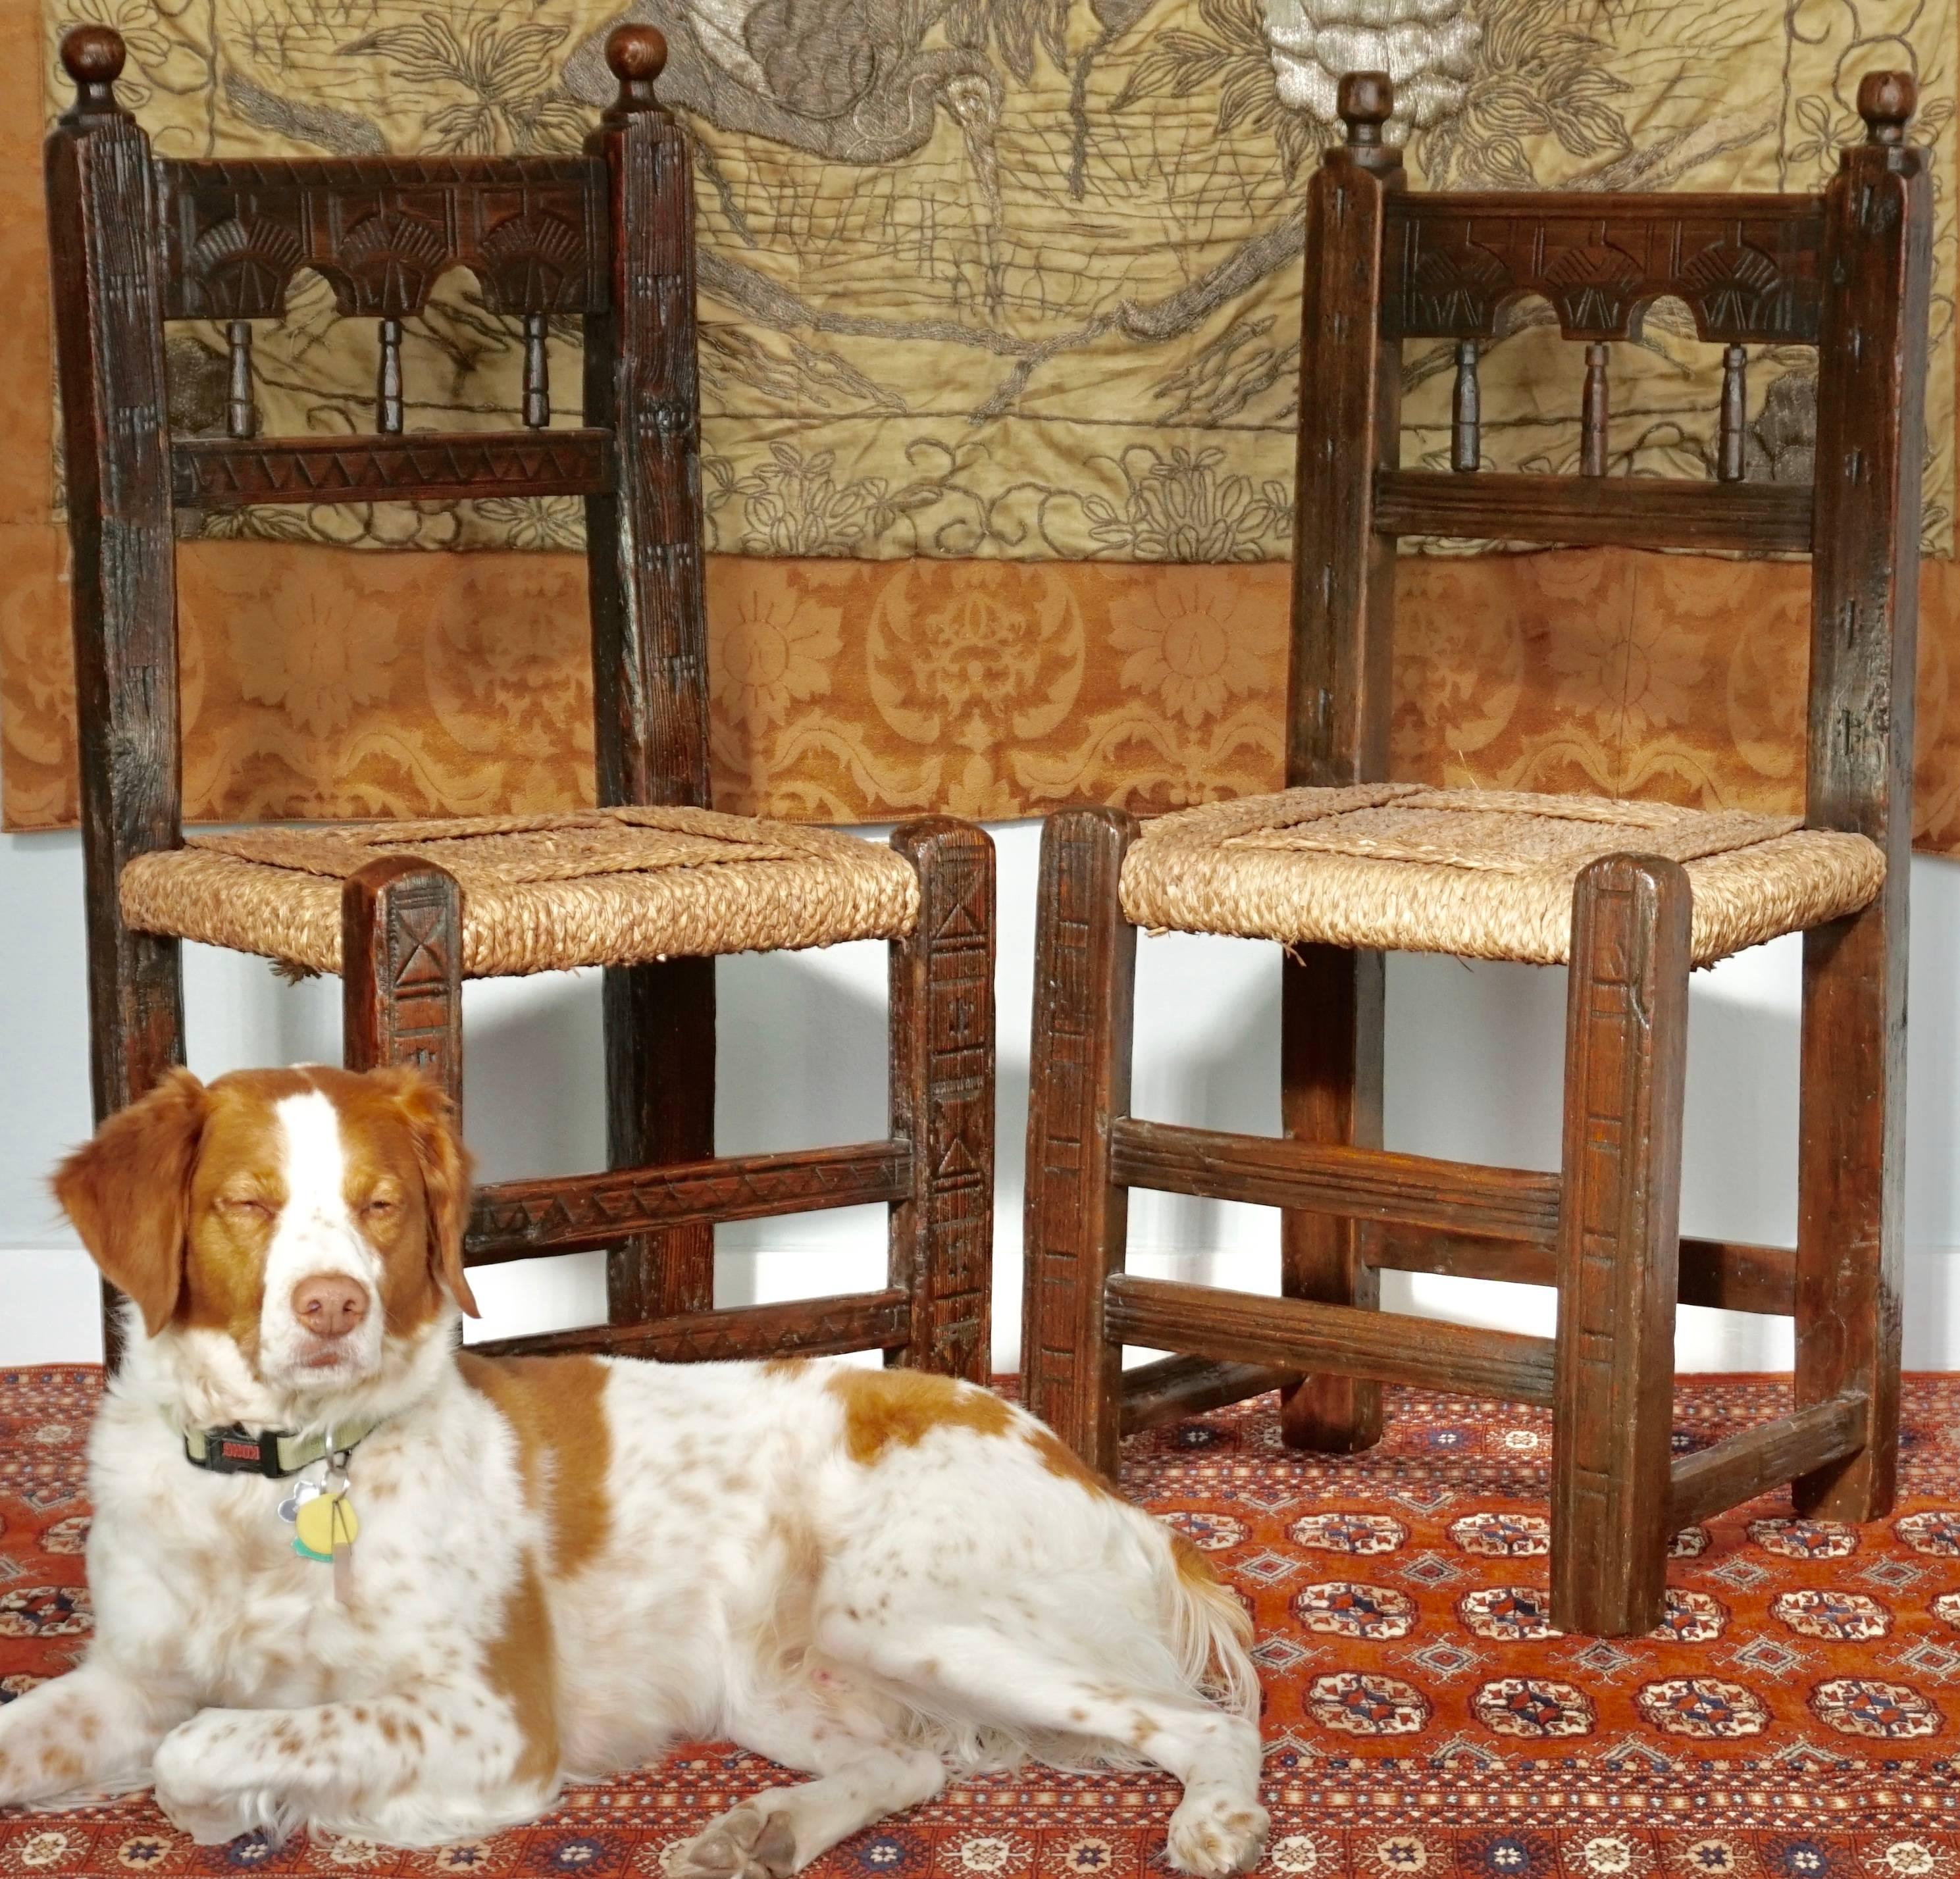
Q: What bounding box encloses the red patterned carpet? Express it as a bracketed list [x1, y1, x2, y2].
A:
[0, 1368, 1957, 1876]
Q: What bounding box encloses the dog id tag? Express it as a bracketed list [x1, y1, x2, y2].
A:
[293, 1491, 359, 1560]
[277, 1478, 326, 1525]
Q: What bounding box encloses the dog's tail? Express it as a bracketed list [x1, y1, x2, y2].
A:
[1157, 1529, 1260, 1722]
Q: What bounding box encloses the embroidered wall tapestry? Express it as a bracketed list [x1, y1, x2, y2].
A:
[7, 0, 1960, 846]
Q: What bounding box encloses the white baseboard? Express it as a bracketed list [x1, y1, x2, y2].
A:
[7, 1241, 1957, 1372]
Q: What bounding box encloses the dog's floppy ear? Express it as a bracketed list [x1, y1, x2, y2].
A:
[369, 1068, 478, 1318]
[53, 1069, 209, 1339]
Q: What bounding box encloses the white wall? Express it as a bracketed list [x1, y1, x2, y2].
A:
[2, 821, 1956, 1370]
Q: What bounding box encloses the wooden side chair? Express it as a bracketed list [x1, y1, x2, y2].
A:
[46, 24, 994, 1381]
[1021, 70, 1929, 1636]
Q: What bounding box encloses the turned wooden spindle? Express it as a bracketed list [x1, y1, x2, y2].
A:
[604, 22, 669, 116]
[1581, 342, 1610, 476]
[1451, 340, 1480, 473]
[1718, 344, 1747, 482]
[523, 314, 550, 429]
[376, 318, 403, 434]
[225, 321, 256, 440]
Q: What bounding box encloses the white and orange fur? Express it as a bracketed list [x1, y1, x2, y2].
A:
[1, 1065, 1267, 1874]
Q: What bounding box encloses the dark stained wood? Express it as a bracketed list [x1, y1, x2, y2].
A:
[889, 820, 996, 1381]
[1277, 74, 1403, 1457]
[602, 956, 716, 1324]
[46, 26, 188, 1372]
[1372, 469, 1813, 553]
[467, 1141, 912, 1264]
[1021, 808, 1138, 1476]
[1551, 855, 1691, 1638]
[341, 857, 464, 1112]
[1287, 74, 1403, 787]
[1580, 343, 1610, 475]
[1279, 946, 1385, 1452]
[1370, 1226, 1798, 1316]
[52, 22, 996, 1384]
[1121, 1354, 1296, 1436]
[1450, 340, 1479, 472]
[581, 30, 717, 1330]
[1105, 1274, 1559, 1407]
[1668, 1391, 1868, 1533]
[472, 1289, 912, 1362]
[583, 30, 710, 813]
[172, 430, 612, 508]
[1718, 345, 1747, 481]
[1381, 190, 1826, 344]
[1112, 1117, 1562, 1242]
[1793, 72, 1930, 1520]
[155, 153, 607, 321]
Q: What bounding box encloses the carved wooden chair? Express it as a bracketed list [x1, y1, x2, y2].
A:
[1021, 70, 1929, 1635]
[46, 24, 994, 1381]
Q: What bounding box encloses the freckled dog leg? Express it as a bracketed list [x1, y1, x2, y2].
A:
[151, 1685, 547, 1846]
[823, 1624, 1267, 1879]
[0, 1661, 191, 1805]
[679, 1693, 946, 1878]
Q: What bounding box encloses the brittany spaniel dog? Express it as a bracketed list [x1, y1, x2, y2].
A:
[1, 1066, 1266, 1873]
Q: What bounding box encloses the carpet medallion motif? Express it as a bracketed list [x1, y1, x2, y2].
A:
[0, 1369, 1955, 1874]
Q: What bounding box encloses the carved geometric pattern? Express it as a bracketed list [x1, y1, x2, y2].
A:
[155, 155, 607, 321]
[892, 828, 995, 1383]
[467, 1142, 914, 1260]
[171, 430, 613, 509]
[1385, 196, 1825, 345]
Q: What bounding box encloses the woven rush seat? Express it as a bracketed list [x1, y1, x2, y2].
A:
[1118, 785, 1885, 967]
[120, 807, 921, 978]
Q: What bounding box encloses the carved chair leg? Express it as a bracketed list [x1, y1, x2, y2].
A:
[887, 819, 995, 1382]
[342, 858, 464, 1114]
[1551, 854, 1691, 1637]
[91, 925, 185, 1373]
[1279, 944, 1385, 1452]
[1792, 902, 1904, 1518]
[1021, 808, 1138, 1476]
[604, 959, 716, 1325]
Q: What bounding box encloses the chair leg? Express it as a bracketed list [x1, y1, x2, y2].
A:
[888, 819, 995, 1382]
[604, 959, 716, 1324]
[85, 922, 184, 1374]
[1279, 944, 1384, 1453]
[1550, 854, 1691, 1638]
[343, 858, 464, 1112]
[1792, 902, 1905, 1518]
[1021, 808, 1137, 1476]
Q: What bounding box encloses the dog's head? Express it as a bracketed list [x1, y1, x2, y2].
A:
[54, 1066, 477, 1422]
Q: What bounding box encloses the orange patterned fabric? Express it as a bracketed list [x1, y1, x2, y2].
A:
[1, 1367, 1959, 1871]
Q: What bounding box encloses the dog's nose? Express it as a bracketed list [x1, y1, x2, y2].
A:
[292, 1274, 368, 1340]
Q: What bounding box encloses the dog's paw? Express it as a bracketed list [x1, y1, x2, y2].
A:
[151, 1720, 271, 1847]
[1165, 1789, 1268, 1878]
[676, 1803, 800, 1879]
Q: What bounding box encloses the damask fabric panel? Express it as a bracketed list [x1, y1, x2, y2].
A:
[30, 0, 1960, 559]
[14, 537, 1960, 849]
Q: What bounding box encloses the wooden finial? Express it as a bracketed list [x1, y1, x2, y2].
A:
[1337, 71, 1393, 146]
[60, 25, 126, 115]
[605, 23, 667, 113]
[1858, 70, 1915, 145]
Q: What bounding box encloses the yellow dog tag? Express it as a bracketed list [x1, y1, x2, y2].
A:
[294, 1491, 359, 1560]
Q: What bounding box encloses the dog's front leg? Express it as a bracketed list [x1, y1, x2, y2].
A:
[152, 1682, 553, 1847]
[0, 1659, 192, 1807]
